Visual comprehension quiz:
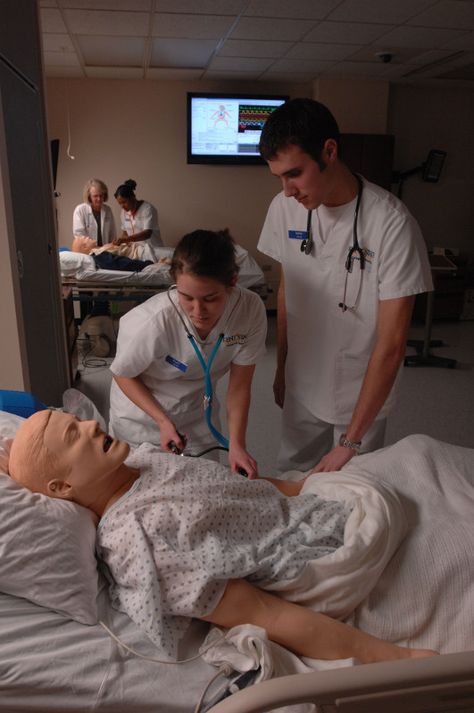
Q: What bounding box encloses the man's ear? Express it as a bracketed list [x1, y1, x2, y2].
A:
[46, 479, 73, 500]
[323, 138, 338, 164]
[230, 273, 238, 287]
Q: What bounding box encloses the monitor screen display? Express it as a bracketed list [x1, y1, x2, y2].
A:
[187, 92, 287, 165]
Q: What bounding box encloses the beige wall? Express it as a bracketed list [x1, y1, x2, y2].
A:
[315, 78, 389, 134]
[45, 76, 395, 298]
[388, 84, 474, 254]
[46, 78, 311, 260]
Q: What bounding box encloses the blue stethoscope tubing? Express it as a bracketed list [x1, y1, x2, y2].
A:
[187, 332, 228, 448]
[166, 285, 242, 450]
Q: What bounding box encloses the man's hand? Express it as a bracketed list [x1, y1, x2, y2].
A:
[310, 445, 356, 473]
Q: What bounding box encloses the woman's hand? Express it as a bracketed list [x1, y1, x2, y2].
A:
[228, 444, 258, 479]
[159, 420, 186, 454]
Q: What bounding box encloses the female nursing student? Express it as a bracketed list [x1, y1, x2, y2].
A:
[109, 228, 267, 478]
[113, 179, 163, 260]
[72, 178, 116, 247]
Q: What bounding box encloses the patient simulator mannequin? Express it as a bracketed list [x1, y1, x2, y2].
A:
[9, 410, 436, 664]
[71, 235, 170, 269]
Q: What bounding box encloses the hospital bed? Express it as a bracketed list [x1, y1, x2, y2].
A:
[1, 408, 473, 712]
[59, 244, 269, 309]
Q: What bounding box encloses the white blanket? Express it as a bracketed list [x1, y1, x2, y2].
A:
[201, 435, 474, 709]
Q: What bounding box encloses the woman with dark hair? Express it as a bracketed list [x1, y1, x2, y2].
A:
[113, 179, 163, 259]
[109, 229, 267, 478]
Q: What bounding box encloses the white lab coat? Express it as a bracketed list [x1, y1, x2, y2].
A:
[120, 200, 163, 260]
[72, 203, 116, 244]
[109, 286, 267, 449]
[258, 177, 433, 424]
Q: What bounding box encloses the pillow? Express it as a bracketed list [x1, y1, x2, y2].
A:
[0, 410, 99, 625]
[59, 250, 96, 276]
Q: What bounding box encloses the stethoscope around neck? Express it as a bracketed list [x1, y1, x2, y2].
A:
[300, 174, 366, 312]
[166, 285, 242, 453]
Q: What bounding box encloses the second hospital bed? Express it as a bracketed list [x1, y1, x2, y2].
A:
[0, 409, 473, 712]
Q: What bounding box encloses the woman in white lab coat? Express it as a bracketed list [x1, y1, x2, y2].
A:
[72, 178, 116, 247]
[113, 179, 163, 260]
[109, 229, 267, 478]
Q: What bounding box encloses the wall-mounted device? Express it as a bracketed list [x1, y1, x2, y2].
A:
[392, 149, 447, 197]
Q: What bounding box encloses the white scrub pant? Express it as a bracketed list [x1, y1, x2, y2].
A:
[277, 392, 387, 473]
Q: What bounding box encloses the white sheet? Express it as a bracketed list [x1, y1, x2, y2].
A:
[59, 244, 266, 289]
[0, 582, 218, 712]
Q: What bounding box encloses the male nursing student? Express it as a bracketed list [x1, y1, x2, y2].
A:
[258, 98, 433, 474]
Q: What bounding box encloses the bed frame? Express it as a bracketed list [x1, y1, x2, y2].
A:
[207, 651, 474, 712]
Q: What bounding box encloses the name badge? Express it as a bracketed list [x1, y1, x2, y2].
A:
[165, 355, 187, 372]
[288, 230, 308, 241]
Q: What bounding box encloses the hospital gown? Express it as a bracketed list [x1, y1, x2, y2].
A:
[97, 444, 351, 657]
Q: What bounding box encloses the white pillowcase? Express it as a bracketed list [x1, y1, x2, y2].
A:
[0, 410, 99, 624]
[59, 251, 96, 276]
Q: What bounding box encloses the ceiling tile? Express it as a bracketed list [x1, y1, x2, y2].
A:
[76, 36, 145, 66]
[155, 0, 247, 14]
[269, 57, 334, 73]
[85, 66, 144, 78]
[40, 8, 68, 33]
[209, 55, 274, 71]
[231, 16, 311, 41]
[152, 13, 234, 38]
[45, 66, 84, 77]
[244, 0, 341, 20]
[259, 70, 315, 82]
[442, 30, 474, 51]
[151, 38, 217, 67]
[218, 39, 292, 58]
[42, 33, 76, 53]
[203, 69, 262, 80]
[59, 0, 151, 9]
[285, 42, 361, 61]
[328, 0, 435, 25]
[377, 25, 467, 48]
[324, 60, 392, 76]
[146, 67, 204, 79]
[303, 21, 394, 44]
[407, 0, 474, 30]
[63, 9, 149, 36]
[43, 50, 81, 67]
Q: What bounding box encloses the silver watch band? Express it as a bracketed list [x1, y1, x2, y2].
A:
[339, 433, 362, 453]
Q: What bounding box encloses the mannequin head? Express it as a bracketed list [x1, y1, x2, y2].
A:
[9, 411, 132, 514]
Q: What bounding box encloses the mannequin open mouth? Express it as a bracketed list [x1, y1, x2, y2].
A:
[103, 435, 113, 452]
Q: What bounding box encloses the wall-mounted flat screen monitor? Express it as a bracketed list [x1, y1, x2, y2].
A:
[187, 92, 288, 165]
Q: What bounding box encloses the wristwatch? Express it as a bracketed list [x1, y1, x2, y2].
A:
[339, 433, 362, 454]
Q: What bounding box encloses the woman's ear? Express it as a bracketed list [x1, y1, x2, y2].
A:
[46, 479, 73, 500]
[230, 273, 238, 287]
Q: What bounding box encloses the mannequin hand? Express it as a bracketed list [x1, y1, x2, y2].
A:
[273, 368, 285, 408]
[310, 445, 356, 473]
[228, 445, 258, 479]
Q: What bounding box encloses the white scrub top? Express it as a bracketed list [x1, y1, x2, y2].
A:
[258, 177, 433, 423]
[120, 200, 163, 260]
[72, 203, 116, 245]
[109, 286, 267, 446]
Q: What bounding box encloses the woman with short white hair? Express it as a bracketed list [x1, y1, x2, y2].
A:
[72, 178, 117, 247]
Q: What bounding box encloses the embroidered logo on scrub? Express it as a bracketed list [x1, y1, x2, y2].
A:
[165, 354, 188, 372]
[223, 334, 247, 346]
